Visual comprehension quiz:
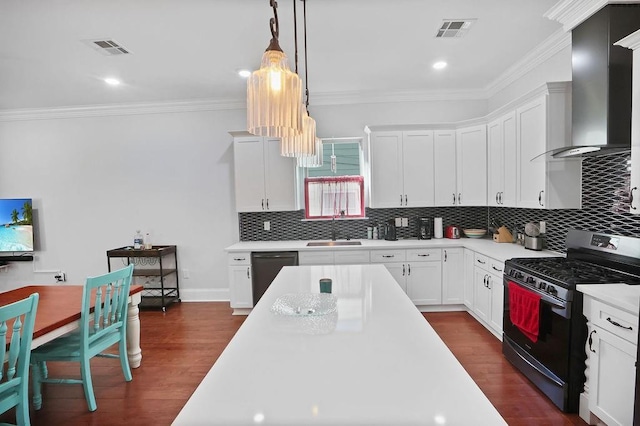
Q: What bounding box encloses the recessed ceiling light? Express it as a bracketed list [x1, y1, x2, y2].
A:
[238, 69, 251, 78]
[104, 78, 121, 86]
[433, 61, 447, 70]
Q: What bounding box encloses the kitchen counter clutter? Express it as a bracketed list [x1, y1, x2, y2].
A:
[174, 264, 507, 425]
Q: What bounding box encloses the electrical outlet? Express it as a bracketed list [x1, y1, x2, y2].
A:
[183, 269, 190, 279]
[395, 218, 402, 227]
[55, 272, 66, 282]
[264, 221, 270, 231]
[401, 218, 408, 227]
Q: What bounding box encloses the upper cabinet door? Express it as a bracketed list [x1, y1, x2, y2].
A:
[456, 125, 487, 206]
[502, 112, 517, 207]
[234, 137, 267, 212]
[516, 97, 547, 209]
[628, 42, 640, 213]
[370, 131, 403, 208]
[433, 130, 457, 206]
[487, 118, 504, 207]
[402, 131, 435, 207]
[263, 138, 296, 211]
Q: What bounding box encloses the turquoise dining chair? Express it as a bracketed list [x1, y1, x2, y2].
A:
[31, 264, 134, 412]
[0, 293, 39, 426]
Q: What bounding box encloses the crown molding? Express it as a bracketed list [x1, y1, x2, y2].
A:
[485, 29, 571, 99]
[615, 29, 640, 50]
[545, 0, 640, 31]
[0, 98, 245, 122]
[310, 88, 488, 106]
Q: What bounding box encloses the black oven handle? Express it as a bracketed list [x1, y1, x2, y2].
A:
[504, 278, 570, 318]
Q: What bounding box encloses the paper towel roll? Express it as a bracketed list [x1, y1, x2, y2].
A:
[434, 217, 443, 239]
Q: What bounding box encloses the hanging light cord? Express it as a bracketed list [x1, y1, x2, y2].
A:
[293, 0, 298, 74]
[303, 0, 310, 111]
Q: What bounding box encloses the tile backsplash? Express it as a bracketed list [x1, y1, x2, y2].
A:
[239, 152, 640, 252]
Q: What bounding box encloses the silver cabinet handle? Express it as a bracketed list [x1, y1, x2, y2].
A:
[538, 190, 544, 207]
[261, 199, 265, 210]
[382, 255, 394, 258]
[483, 274, 488, 287]
[606, 317, 633, 330]
[418, 253, 430, 257]
[487, 276, 491, 289]
[631, 187, 637, 210]
[400, 194, 403, 206]
[234, 257, 246, 261]
[588, 329, 596, 353]
[477, 259, 486, 265]
[407, 263, 411, 275]
[266, 199, 269, 209]
[444, 250, 448, 261]
[458, 193, 461, 204]
[246, 267, 250, 279]
[402, 264, 406, 276]
[492, 265, 502, 272]
[405, 195, 408, 205]
[452, 193, 456, 205]
[495, 193, 499, 204]
[499, 192, 503, 204]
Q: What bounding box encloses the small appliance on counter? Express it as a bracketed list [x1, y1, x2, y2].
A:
[524, 222, 543, 251]
[444, 226, 461, 239]
[383, 220, 397, 241]
[433, 218, 443, 239]
[416, 217, 432, 240]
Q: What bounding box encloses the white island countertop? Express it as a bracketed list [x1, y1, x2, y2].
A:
[173, 264, 506, 425]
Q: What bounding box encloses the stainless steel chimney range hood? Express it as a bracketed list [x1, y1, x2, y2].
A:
[549, 4, 640, 159]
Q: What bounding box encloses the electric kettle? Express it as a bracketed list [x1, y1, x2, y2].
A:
[445, 226, 461, 239]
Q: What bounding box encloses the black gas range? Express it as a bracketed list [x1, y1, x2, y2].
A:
[502, 229, 640, 413]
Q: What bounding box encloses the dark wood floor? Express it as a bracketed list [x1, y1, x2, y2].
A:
[3, 304, 587, 425]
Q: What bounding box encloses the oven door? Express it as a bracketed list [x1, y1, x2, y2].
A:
[503, 276, 572, 380]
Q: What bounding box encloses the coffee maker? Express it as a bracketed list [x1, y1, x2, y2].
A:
[416, 217, 432, 240]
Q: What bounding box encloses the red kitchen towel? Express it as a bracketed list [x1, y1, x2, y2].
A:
[508, 281, 542, 343]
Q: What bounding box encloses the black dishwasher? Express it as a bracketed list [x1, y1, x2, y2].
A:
[251, 252, 298, 305]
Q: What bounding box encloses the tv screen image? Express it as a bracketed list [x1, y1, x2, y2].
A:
[0, 198, 34, 252]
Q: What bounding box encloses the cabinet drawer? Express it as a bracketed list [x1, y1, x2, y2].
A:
[488, 258, 504, 275]
[370, 250, 406, 263]
[334, 250, 370, 265]
[473, 253, 489, 271]
[406, 248, 441, 262]
[299, 251, 335, 265]
[228, 252, 251, 265]
[589, 298, 639, 345]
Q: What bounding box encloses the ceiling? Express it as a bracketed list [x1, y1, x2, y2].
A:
[0, 0, 564, 111]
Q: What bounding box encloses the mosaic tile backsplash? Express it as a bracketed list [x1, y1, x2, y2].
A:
[239, 152, 640, 253]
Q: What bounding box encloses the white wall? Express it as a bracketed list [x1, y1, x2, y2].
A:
[0, 98, 485, 299]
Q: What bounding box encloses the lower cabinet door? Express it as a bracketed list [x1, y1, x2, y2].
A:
[463, 249, 475, 309]
[590, 326, 636, 426]
[406, 261, 442, 305]
[228, 265, 253, 308]
[473, 268, 490, 323]
[383, 263, 407, 293]
[488, 273, 504, 334]
[442, 248, 464, 304]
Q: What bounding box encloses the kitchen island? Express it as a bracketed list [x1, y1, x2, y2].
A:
[173, 264, 506, 425]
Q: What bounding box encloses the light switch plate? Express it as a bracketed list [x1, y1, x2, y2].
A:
[264, 221, 270, 231]
[395, 218, 402, 227]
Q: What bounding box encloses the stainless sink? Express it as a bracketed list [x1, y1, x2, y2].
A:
[306, 241, 362, 247]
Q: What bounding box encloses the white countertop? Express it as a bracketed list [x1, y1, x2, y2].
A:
[225, 238, 561, 263]
[173, 264, 507, 425]
[577, 284, 640, 316]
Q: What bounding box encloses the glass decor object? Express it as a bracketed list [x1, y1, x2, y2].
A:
[297, 137, 323, 168]
[281, 108, 317, 157]
[271, 293, 337, 316]
[247, 0, 303, 139]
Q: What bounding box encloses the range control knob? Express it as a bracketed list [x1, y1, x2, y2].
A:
[538, 282, 547, 291]
[526, 276, 536, 284]
[515, 272, 524, 280]
[546, 285, 557, 296]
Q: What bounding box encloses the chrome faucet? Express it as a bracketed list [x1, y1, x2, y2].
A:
[331, 210, 346, 241]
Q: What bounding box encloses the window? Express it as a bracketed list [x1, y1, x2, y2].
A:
[303, 138, 365, 219]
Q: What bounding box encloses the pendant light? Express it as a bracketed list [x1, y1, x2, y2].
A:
[247, 0, 303, 139]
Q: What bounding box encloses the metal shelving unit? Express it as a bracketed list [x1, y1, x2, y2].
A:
[106, 245, 180, 311]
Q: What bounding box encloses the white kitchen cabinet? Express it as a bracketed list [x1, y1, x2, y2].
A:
[617, 32, 640, 213]
[463, 249, 475, 309]
[299, 250, 370, 266]
[456, 125, 487, 206]
[227, 252, 253, 309]
[442, 248, 464, 304]
[487, 112, 517, 207]
[433, 130, 458, 206]
[383, 262, 408, 293]
[369, 130, 434, 208]
[471, 252, 504, 337]
[233, 135, 296, 212]
[583, 295, 638, 426]
[515, 84, 581, 209]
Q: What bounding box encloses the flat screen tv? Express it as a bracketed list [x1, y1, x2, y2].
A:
[0, 198, 34, 252]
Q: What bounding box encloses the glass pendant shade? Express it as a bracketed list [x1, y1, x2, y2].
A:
[281, 107, 316, 157]
[247, 49, 303, 138]
[297, 137, 323, 168]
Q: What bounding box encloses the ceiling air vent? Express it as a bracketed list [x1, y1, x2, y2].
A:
[84, 39, 131, 56]
[436, 20, 476, 38]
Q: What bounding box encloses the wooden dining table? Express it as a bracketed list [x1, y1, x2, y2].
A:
[0, 284, 144, 368]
